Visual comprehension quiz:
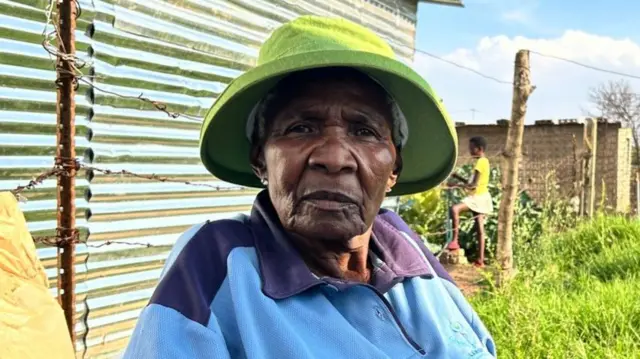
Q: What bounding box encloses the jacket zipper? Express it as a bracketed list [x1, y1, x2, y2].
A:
[366, 285, 426, 356]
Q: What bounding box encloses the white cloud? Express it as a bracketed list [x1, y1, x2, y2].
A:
[414, 31, 640, 124]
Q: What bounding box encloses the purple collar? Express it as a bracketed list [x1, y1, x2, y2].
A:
[249, 191, 433, 299]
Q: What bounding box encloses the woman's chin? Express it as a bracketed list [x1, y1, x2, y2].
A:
[290, 216, 367, 242]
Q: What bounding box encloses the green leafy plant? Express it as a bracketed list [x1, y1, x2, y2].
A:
[398, 187, 445, 237]
[471, 216, 640, 358]
[399, 165, 544, 263]
[449, 165, 543, 263]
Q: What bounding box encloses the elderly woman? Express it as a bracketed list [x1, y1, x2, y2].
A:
[124, 16, 496, 359]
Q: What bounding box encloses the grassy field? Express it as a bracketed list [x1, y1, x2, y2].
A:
[470, 217, 640, 358]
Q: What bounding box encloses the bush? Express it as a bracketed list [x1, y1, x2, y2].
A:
[471, 216, 640, 358]
[396, 186, 446, 240]
[516, 216, 640, 284]
[399, 165, 545, 262]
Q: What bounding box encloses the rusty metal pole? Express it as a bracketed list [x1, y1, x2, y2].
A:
[56, 0, 78, 346]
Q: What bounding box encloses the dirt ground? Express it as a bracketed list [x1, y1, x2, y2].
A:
[442, 263, 486, 297]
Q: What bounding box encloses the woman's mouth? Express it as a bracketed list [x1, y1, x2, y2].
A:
[300, 190, 358, 211]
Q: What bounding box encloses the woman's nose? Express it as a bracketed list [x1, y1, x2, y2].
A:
[307, 135, 357, 174]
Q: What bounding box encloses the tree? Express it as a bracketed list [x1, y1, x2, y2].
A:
[588, 79, 640, 167]
[496, 50, 534, 286]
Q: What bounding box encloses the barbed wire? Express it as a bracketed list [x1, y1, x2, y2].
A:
[34, 0, 301, 246]
[32, 228, 145, 251]
[32, 229, 155, 249]
[34, 228, 78, 247]
[11, 167, 68, 196]
[13, 157, 502, 248]
[32, 3, 500, 250]
[32, 1, 629, 249]
[40, 0, 640, 127]
[42, 0, 202, 123]
[82, 164, 245, 190]
[15, 152, 566, 248]
[76, 76, 203, 122]
[10, 160, 246, 196]
[11, 157, 248, 248]
[29, 153, 576, 247]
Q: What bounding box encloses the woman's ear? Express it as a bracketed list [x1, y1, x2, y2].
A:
[387, 150, 401, 193]
[386, 173, 398, 193]
[250, 144, 267, 181]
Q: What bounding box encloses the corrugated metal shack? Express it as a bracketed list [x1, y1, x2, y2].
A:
[0, 0, 461, 357]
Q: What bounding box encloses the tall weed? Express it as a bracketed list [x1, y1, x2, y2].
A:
[472, 217, 640, 358]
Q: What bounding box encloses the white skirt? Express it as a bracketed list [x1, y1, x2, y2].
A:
[462, 192, 493, 214]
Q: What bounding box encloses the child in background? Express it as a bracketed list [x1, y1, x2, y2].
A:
[447, 136, 493, 268]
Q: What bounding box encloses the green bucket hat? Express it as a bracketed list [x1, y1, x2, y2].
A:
[199, 15, 457, 196]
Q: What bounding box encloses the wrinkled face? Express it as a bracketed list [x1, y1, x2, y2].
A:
[253, 71, 399, 242]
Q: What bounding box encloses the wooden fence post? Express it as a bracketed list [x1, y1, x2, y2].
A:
[636, 169, 640, 218]
[581, 119, 598, 217]
[587, 118, 598, 216]
[496, 50, 535, 286]
[568, 135, 582, 213]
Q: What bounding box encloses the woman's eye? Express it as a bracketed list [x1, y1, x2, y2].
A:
[286, 124, 313, 134]
[354, 127, 376, 137]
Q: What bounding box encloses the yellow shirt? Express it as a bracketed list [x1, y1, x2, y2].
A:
[472, 157, 490, 195]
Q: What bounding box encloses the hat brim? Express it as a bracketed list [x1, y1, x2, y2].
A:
[199, 50, 457, 196]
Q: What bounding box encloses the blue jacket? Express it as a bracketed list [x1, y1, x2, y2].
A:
[124, 191, 496, 358]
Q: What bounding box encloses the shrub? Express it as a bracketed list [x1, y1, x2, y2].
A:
[396, 186, 445, 239]
[399, 165, 545, 263]
[471, 216, 640, 358]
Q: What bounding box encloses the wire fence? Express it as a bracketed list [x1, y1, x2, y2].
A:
[13, 0, 636, 250]
[403, 152, 580, 242]
[12, 0, 216, 249]
[41, 0, 202, 123]
[5, 3, 633, 357]
[15, 153, 577, 248]
[11, 158, 247, 248]
[12, 158, 485, 247]
[10, 161, 247, 197]
[38, 1, 640, 130]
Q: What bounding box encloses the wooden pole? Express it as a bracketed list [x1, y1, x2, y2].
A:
[587, 118, 598, 217]
[580, 119, 598, 217]
[635, 171, 639, 216]
[571, 134, 578, 195]
[580, 123, 590, 216]
[571, 135, 580, 213]
[496, 50, 534, 286]
[56, 0, 78, 346]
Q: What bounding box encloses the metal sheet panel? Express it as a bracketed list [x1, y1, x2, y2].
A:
[419, 0, 464, 7]
[0, 0, 416, 357]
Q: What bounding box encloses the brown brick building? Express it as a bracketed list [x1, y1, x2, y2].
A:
[455, 119, 634, 213]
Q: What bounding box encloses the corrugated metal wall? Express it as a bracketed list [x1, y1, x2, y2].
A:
[0, 0, 419, 357]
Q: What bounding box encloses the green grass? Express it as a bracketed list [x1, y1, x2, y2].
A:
[471, 217, 640, 358]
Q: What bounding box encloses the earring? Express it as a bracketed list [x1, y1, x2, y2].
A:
[261, 178, 268, 185]
[385, 188, 392, 193]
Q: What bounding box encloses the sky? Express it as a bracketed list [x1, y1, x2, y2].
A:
[413, 0, 640, 124]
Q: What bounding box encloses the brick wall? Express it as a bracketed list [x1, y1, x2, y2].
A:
[455, 119, 633, 212]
